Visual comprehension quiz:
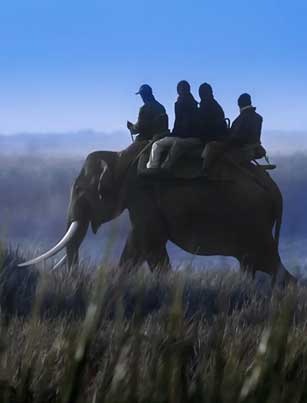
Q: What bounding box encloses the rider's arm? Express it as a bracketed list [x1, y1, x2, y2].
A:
[131, 106, 151, 134]
[225, 115, 248, 147]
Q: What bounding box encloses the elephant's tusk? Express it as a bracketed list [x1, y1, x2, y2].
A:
[50, 255, 67, 272]
[18, 222, 79, 267]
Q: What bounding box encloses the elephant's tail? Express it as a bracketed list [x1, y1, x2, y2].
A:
[273, 187, 283, 248]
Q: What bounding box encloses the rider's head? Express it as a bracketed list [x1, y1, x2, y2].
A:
[136, 84, 154, 103]
[199, 83, 213, 100]
[238, 93, 252, 109]
[177, 80, 191, 96]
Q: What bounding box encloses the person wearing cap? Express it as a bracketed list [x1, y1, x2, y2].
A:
[147, 80, 200, 170]
[229, 93, 263, 147]
[198, 83, 227, 142]
[127, 84, 169, 142]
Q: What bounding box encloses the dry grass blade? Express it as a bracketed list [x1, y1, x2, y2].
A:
[0, 247, 306, 402]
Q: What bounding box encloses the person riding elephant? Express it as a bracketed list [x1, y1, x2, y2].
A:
[229, 93, 265, 159]
[202, 93, 265, 174]
[172, 80, 199, 138]
[127, 84, 169, 142]
[19, 144, 295, 286]
[146, 80, 201, 170]
[198, 83, 228, 143]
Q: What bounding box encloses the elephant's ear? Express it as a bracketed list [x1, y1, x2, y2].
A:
[98, 160, 113, 197]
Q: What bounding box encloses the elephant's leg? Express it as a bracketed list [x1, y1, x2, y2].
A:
[119, 228, 171, 273]
[238, 232, 279, 280]
[146, 244, 171, 273]
[258, 238, 289, 286]
[239, 254, 257, 279]
[119, 230, 146, 271]
[242, 235, 296, 287]
[66, 220, 89, 270]
[271, 257, 297, 287]
[126, 190, 170, 273]
[138, 224, 171, 273]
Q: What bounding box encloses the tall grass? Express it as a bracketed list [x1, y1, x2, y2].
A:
[0, 249, 306, 402]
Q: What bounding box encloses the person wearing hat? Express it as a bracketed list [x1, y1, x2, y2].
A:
[229, 93, 263, 146]
[198, 83, 228, 142]
[127, 84, 169, 142]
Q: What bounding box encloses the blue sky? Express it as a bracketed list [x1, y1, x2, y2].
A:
[0, 0, 306, 133]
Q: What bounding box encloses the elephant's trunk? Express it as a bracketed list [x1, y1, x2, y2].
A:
[66, 219, 89, 270]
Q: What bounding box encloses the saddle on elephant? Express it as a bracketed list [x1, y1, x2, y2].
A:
[137, 137, 275, 187]
[202, 141, 267, 167]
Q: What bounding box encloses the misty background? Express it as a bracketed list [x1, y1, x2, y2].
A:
[0, 130, 306, 271]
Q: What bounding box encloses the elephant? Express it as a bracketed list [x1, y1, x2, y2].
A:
[19, 141, 295, 284]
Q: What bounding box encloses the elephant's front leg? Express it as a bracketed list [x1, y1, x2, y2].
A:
[119, 229, 171, 273]
[119, 230, 146, 271]
[146, 245, 171, 273]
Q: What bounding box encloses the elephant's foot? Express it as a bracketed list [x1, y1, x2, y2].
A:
[239, 249, 297, 288]
[147, 246, 171, 273]
[272, 262, 297, 288]
[239, 254, 257, 279]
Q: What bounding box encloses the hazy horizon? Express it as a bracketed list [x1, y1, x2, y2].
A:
[0, 129, 306, 156]
[0, 128, 307, 136]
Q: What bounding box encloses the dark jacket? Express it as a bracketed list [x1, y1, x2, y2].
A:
[131, 99, 168, 141]
[230, 107, 263, 146]
[171, 93, 198, 138]
[198, 97, 227, 142]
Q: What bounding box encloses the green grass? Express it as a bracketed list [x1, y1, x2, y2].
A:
[0, 250, 307, 402]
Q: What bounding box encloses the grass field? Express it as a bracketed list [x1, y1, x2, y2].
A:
[0, 248, 307, 402]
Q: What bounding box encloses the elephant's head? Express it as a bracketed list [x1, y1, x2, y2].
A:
[19, 151, 128, 269]
[68, 151, 125, 232]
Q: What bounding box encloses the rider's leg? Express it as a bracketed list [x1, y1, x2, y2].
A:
[147, 137, 175, 169]
[162, 138, 201, 169]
